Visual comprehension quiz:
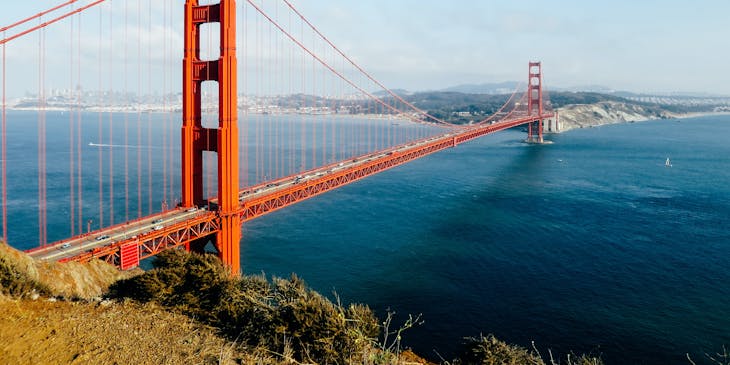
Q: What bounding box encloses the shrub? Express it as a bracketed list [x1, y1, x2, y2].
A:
[458, 334, 544, 365]
[0, 252, 49, 297]
[109, 250, 380, 364]
[455, 334, 604, 365]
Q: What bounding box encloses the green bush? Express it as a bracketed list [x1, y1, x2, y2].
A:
[109, 250, 380, 364]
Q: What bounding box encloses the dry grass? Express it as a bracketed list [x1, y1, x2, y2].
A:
[451, 334, 603, 365]
[0, 241, 137, 299]
[0, 298, 250, 364]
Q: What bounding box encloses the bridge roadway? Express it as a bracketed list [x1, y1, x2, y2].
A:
[26, 113, 551, 268]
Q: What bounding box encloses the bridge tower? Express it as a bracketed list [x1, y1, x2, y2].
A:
[526, 61, 544, 143]
[182, 0, 241, 273]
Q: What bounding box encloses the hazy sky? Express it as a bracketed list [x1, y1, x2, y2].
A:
[2, 0, 729, 95]
[290, 0, 729, 94]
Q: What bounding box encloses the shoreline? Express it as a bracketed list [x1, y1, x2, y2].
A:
[551, 101, 729, 134]
[4, 107, 415, 122]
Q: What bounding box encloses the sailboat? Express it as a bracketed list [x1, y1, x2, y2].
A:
[665, 157, 672, 167]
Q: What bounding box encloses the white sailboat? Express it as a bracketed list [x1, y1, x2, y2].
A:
[665, 157, 672, 167]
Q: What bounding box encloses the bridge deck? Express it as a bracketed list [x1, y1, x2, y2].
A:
[27, 113, 552, 267]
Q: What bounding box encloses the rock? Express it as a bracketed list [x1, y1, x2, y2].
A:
[555, 101, 677, 133]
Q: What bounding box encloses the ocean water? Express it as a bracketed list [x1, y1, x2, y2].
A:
[4, 111, 730, 364]
[241, 116, 730, 365]
[2, 110, 436, 245]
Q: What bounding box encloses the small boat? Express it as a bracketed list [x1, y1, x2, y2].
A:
[665, 157, 672, 167]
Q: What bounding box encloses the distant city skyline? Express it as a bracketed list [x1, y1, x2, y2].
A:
[2, 0, 729, 96]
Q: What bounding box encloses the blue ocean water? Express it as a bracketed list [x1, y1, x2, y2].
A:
[241, 116, 730, 365]
[4, 111, 730, 364]
[2, 110, 436, 246]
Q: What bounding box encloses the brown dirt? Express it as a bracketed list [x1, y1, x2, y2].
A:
[399, 349, 438, 365]
[0, 298, 435, 365]
[0, 298, 246, 364]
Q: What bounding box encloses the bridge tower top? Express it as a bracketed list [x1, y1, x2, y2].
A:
[527, 61, 543, 117]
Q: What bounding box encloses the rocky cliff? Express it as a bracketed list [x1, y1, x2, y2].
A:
[555, 101, 677, 132]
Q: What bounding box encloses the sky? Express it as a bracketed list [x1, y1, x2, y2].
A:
[2, 0, 729, 96]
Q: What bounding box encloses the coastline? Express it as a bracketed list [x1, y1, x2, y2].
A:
[552, 101, 729, 133]
[4, 106, 414, 122]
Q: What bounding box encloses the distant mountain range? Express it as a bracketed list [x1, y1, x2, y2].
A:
[439, 81, 520, 95]
[422, 82, 728, 98]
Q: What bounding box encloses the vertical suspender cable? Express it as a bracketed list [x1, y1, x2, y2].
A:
[267, 5, 272, 181]
[271, 2, 284, 178]
[272, 2, 277, 179]
[339, 56, 345, 161]
[43, 26, 48, 245]
[162, 2, 168, 208]
[254, 8, 260, 183]
[124, 0, 129, 221]
[299, 17, 305, 173]
[43, 27, 48, 245]
[329, 41, 334, 162]
[288, 9, 294, 176]
[310, 29, 315, 170]
[240, 0, 247, 188]
[1, 31, 6, 242]
[97, 6, 103, 229]
[38, 25, 48, 246]
[76, 15, 84, 234]
[69, 12, 75, 236]
[147, 0, 152, 214]
[277, 2, 283, 178]
[124, 1, 130, 222]
[38, 27, 42, 245]
[256, 4, 266, 182]
[76, 13, 83, 234]
[321, 39, 326, 165]
[168, 0, 175, 205]
[136, 0, 142, 218]
[164, 0, 175, 208]
[107, 6, 114, 226]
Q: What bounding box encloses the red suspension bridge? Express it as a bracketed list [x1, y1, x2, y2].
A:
[1, 0, 555, 274]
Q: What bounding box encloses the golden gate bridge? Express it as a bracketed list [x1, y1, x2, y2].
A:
[1, 0, 555, 274]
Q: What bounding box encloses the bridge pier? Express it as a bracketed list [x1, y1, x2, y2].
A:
[526, 119, 544, 143]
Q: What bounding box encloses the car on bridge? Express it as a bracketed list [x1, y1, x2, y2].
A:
[95, 235, 110, 241]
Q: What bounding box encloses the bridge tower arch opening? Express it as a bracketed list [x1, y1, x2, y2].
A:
[182, 0, 241, 273]
[526, 61, 544, 143]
